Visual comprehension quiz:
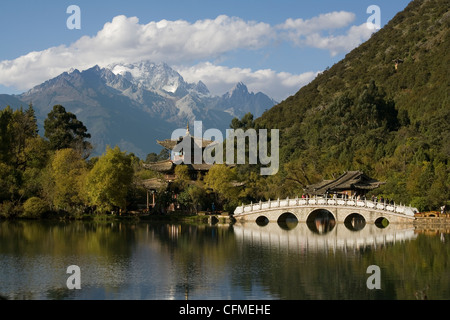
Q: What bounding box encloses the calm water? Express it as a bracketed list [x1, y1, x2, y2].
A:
[0, 219, 449, 300]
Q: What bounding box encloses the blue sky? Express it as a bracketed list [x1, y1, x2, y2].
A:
[0, 0, 411, 100]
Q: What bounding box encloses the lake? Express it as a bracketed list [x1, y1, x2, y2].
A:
[0, 219, 449, 300]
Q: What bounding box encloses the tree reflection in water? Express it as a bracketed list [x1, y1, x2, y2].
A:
[0, 220, 449, 300]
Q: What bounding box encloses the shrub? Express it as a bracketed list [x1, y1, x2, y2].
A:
[0, 201, 22, 219]
[22, 197, 49, 219]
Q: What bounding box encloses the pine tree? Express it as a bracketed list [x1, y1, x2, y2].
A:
[44, 105, 92, 157]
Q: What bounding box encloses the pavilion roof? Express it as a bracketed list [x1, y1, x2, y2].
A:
[143, 160, 216, 173]
[157, 134, 214, 150]
[305, 171, 385, 195]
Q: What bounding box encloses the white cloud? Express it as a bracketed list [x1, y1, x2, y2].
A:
[278, 11, 356, 35]
[0, 11, 376, 97]
[301, 23, 377, 56]
[278, 11, 376, 56]
[0, 15, 273, 91]
[176, 62, 319, 101]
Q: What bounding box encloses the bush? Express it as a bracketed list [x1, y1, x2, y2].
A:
[0, 201, 22, 219]
[22, 197, 49, 219]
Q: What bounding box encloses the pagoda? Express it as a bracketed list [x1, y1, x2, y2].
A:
[143, 123, 215, 181]
[141, 124, 216, 211]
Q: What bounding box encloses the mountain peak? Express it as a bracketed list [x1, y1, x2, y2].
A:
[68, 67, 80, 74]
[194, 80, 210, 95]
[225, 82, 250, 98]
[108, 60, 186, 94]
[233, 82, 248, 92]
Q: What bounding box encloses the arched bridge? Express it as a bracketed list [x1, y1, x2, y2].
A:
[233, 197, 417, 226]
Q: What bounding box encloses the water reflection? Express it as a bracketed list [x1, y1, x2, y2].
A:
[0, 220, 449, 300]
[277, 212, 298, 230]
[235, 222, 417, 252]
[343, 213, 366, 231]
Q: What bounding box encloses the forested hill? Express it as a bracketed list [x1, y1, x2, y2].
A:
[255, 0, 449, 211]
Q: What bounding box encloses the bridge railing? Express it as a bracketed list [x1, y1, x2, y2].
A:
[233, 196, 417, 217]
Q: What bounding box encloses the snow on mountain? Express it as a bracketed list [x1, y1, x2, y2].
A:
[2, 61, 277, 158]
[109, 61, 197, 96]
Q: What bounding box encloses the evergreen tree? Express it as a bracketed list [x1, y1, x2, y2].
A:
[44, 105, 92, 157]
[0, 105, 44, 204]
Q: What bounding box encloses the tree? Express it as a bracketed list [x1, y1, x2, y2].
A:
[0, 162, 20, 202]
[85, 146, 134, 212]
[177, 184, 207, 214]
[204, 164, 241, 211]
[0, 105, 38, 167]
[230, 112, 255, 130]
[158, 148, 170, 161]
[48, 148, 88, 211]
[174, 164, 190, 190]
[145, 152, 159, 163]
[0, 106, 14, 164]
[0, 105, 43, 202]
[145, 148, 170, 163]
[21, 136, 51, 199]
[283, 156, 322, 190]
[44, 105, 92, 157]
[426, 162, 449, 210]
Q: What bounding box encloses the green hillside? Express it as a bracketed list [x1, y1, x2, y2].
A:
[255, 0, 449, 211]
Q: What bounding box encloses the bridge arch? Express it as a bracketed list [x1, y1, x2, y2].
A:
[306, 209, 336, 234]
[256, 215, 269, 226]
[277, 212, 298, 230]
[375, 217, 390, 228]
[344, 213, 366, 231]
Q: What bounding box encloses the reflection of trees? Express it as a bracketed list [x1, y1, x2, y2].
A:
[367, 233, 450, 299]
[146, 223, 237, 299]
[230, 238, 376, 299]
[0, 220, 137, 299]
[0, 220, 136, 257]
[1, 221, 449, 300]
[231, 229, 450, 299]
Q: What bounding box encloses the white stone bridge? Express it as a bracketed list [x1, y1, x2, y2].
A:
[233, 197, 417, 226]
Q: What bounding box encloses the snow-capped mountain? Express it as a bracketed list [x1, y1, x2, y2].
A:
[1, 61, 277, 158]
[109, 61, 201, 96]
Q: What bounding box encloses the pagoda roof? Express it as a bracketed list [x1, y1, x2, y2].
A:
[143, 160, 214, 173]
[157, 134, 215, 150]
[305, 171, 385, 195]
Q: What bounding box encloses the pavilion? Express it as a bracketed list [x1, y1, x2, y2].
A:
[140, 124, 216, 211]
[304, 171, 385, 198]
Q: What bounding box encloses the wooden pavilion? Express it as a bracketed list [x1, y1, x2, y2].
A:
[304, 171, 385, 198]
[141, 124, 216, 211]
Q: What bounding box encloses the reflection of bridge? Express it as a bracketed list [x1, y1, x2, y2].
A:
[233, 197, 417, 225]
[233, 222, 418, 252]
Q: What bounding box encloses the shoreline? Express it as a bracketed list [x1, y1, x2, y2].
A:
[2, 212, 450, 227]
[0, 211, 235, 225]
